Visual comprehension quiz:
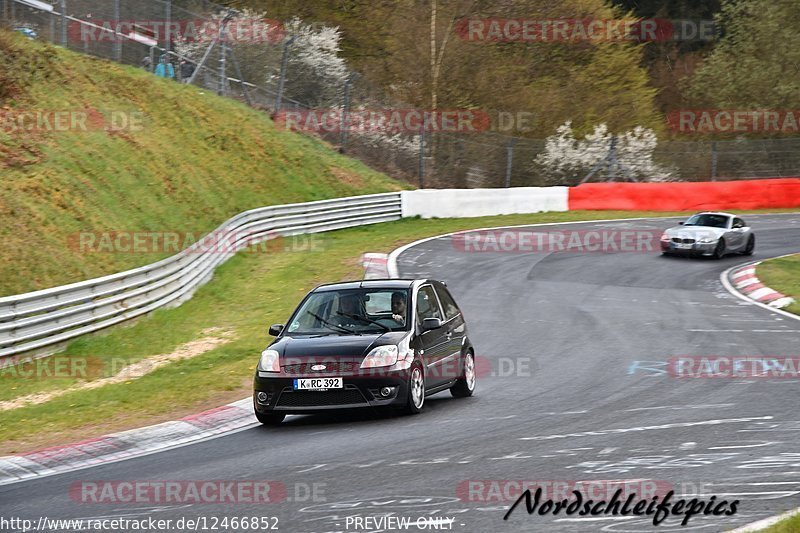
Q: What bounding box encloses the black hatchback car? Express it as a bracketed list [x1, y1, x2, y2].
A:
[253, 279, 475, 425]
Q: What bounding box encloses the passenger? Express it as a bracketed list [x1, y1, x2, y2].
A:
[391, 292, 407, 324]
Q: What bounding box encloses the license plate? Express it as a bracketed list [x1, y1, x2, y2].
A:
[675, 243, 693, 249]
[293, 377, 343, 390]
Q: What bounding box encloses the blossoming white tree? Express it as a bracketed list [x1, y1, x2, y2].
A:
[534, 121, 674, 184]
[175, 12, 348, 107]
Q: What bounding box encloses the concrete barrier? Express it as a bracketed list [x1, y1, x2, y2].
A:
[401, 187, 569, 219]
[568, 178, 800, 211]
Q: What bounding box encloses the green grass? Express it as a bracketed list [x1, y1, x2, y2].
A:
[0, 30, 405, 296]
[760, 511, 800, 533]
[756, 254, 800, 316]
[0, 208, 796, 454]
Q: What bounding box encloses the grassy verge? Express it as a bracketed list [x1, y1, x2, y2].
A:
[759, 511, 800, 532]
[756, 254, 800, 315]
[0, 30, 404, 296]
[0, 209, 796, 454]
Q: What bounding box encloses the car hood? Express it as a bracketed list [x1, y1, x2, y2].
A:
[664, 225, 726, 240]
[269, 331, 409, 361]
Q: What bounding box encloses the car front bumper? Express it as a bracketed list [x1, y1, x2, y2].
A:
[661, 241, 717, 256]
[253, 368, 412, 414]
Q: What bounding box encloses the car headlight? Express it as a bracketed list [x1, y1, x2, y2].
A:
[361, 345, 399, 369]
[660, 233, 670, 242]
[259, 349, 280, 372]
[697, 236, 718, 244]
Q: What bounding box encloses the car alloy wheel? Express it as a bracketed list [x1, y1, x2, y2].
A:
[743, 235, 755, 256]
[451, 352, 476, 398]
[405, 365, 425, 414]
[713, 238, 726, 260]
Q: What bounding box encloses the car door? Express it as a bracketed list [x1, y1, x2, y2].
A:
[730, 217, 747, 250]
[433, 282, 467, 382]
[415, 284, 450, 387]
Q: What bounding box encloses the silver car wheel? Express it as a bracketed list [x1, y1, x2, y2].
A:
[464, 353, 476, 391]
[411, 367, 425, 409]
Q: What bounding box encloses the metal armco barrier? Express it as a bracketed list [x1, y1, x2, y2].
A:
[0, 193, 402, 362]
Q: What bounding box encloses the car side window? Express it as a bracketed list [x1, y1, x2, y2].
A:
[416, 286, 442, 322]
[733, 218, 746, 228]
[435, 284, 461, 320]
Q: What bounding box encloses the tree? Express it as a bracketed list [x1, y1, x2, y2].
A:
[224, 0, 663, 137]
[175, 11, 348, 107]
[687, 0, 800, 107]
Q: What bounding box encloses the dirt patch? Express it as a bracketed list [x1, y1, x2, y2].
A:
[0, 328, 235, 412]
[329, 166, 367, 188]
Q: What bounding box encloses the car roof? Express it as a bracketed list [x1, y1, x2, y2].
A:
[692, 211, 737, 218]
[312, 279, 434, 292]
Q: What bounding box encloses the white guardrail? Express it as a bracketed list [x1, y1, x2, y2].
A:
[0, 193, 402, 363]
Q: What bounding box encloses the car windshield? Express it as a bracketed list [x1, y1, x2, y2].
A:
[684, 214, 729, 228]
[285, 288, 411, 335]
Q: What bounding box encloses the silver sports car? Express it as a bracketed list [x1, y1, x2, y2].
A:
[660, 212, 755, 259]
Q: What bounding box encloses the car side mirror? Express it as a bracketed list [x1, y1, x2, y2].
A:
[268, 324, 284, 336]
[678, 222, 683, 225]
[421, 318, 442, 331]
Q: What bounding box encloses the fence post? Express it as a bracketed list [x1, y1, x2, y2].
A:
[113, 0, 121, 62]
[164, 0, 172, 53]
[504, 138, 516, 188]
[606, 135, 618, 181]
[274, 35, 296, 115]
[419, 117, 426, 189]
[339, 73, 356, 153]
[218, 42, 227, 96]
[60, 0, 67, 46]
[711, 141, 718, 181]
[229, 50, 253, 106]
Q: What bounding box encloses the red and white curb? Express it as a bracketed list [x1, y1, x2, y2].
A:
[361, 252, 389, 279]
[729, 263, 796, 309]
[0, 397, 255, 486]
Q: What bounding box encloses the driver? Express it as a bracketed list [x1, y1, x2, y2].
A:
[391, 292, 407, 324]
[332, 293, 361, 327]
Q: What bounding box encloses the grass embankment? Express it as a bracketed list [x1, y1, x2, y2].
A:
[0, 209, 796, 454]
[760, 512, 800, 533]
[756, 254, 800, 315]
[0, 30, 404, 296]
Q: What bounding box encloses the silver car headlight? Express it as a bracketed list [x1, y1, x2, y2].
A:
[259, 349, 280, 372]
[697, 236, 718, 244]
[360, 336, 414, 370]
[660, 233, 671, 242]
[360, 345, 399, 369]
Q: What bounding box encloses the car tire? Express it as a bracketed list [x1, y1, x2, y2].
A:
[742, 235, 755, 256]
[712, 238, 726, 260]
[451, 351, 476, 398]
[403, 365, 425, 415]
[255, 411, 285, 426]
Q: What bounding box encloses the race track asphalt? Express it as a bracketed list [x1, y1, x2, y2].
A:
[2, 213, 800, 533]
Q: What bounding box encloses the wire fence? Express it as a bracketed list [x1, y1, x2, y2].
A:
[4, 0, 800, 187]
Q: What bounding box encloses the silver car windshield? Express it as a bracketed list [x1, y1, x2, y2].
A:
[286, 289, 411, 335]
[684, 214, 729, 228]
